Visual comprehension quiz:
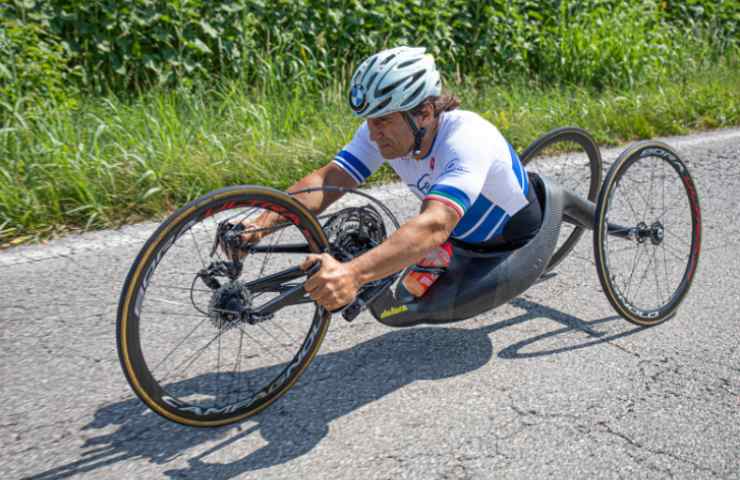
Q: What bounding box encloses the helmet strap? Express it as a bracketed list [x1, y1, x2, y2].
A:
[402, 111, 427, 157]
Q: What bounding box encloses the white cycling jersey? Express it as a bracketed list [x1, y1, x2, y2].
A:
[333, 109, 530, 244]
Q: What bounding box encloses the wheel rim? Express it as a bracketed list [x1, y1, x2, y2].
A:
[120, 192, 329, 424]
[597, 144, 701, 324]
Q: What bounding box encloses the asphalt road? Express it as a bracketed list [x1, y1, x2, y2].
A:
[1, 128, 739, 480]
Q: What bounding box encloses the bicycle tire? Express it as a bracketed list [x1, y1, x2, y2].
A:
[117, 185, 330, 427]
[594, 141, 701, 326]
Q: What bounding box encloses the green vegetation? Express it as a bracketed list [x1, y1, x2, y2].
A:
[2, 61, 737, 246]
[0, 0, 738, 245]
[2, 0, 737, 109]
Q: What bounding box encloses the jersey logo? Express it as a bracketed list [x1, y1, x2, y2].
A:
[441, 159, 469, 177]
[411, 173, 432, 194]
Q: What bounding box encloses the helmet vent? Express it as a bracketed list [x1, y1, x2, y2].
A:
[361, 56, 378, 83]
[380, 54, 396, 65]
[377, 78, 406, 97]
[365, 72, 379, 91]
[407, 70, 425, 86]
[400, 84, 425, 108]
[368, 97, 392, 116]
[397, 58, 421, 69]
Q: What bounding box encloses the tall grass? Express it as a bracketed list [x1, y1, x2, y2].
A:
[0, 0, 738, 246]
[1, 56, 738, 246]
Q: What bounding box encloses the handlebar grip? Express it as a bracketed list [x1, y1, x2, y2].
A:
[304, 260, 345, 315]
[341, 301, 363, 321]
[304, 260, 322, 279]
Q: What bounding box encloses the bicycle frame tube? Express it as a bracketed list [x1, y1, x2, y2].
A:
[562, 190, 633, 240]
[242, 265, 309, 291]
[244, 263, 320, 317]
[249, 243, 313, 254]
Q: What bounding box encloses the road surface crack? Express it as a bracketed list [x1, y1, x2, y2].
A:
[596, 421, 723, 478]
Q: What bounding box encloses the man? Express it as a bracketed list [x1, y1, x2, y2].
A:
[230, 46, 541, 311]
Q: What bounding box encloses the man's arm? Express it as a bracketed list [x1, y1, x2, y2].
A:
[349, 200, 459, 284]
[245, 162, 358, 236]
[286, 163, 359, 213]
[302, 200, 460, 310]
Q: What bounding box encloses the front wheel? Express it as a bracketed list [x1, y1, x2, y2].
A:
[117, 185, 331, 427]
[594, 142, 701, 326]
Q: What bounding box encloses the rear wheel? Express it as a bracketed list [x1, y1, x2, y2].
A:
[117, 185, 330, 427]
[594, 142, 701, 326]
[520, 127, 603, 271]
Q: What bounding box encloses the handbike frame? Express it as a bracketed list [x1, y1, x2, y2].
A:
[212, 180, 637, 328]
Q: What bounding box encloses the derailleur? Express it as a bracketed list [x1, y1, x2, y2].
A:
[197, 261, 243, 290]
[198, 221, 251, 290]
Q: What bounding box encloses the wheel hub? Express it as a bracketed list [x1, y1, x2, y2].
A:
[650, 221, 664, 245]
[635, 222, 649, 244]
[208, 281, 252, 330]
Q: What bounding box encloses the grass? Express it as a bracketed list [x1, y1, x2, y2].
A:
[1, 57, 738, 248]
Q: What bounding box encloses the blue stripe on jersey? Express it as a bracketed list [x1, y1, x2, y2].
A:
[333, 156, 362, 183]
[509, 143, 529, 196]
[461, 206, 509, 243]
[483, 210, 511, 242]
[450, 194, 510, 242]
[452, 194, 493, 238]
[427, 184, 472, 212]
[336, 150, 372, 182]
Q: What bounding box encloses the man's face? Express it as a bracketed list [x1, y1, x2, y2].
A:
[367, 112, 414, 159]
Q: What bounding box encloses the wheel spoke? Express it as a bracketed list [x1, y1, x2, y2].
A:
[623, 244, 645, 301]
[650, 247, 664, 308]
[662, 226, 692, 248]
[232, 329, 246, 404]
[234, 325, 288, 363]
[167, 328, 230, 383]
[150, 283, 213, 294]
[661, 242, 675, 299]
[255, 322, 299, 355]
[146, 310, 211, 319]
[630, 245, 655, 309]
[146, 296, 193, 307]
[660, 243, 690, 262]
[189, 228, 208, 269]
[151, 316, 211, 374]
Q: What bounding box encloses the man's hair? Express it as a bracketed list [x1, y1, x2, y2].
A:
[409, 93, 461, 118]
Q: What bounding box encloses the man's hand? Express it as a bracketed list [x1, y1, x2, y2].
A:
[301, 253, 361, 311]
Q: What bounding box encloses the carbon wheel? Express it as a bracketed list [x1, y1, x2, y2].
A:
[594, 142, 701, 326]
[117, 185, 330, 427]
[520, 127, 602, 271]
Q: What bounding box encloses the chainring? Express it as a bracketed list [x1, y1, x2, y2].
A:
[322, 205, 387, 261]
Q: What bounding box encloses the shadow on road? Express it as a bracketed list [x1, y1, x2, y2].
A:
[26, 299, 644, 480]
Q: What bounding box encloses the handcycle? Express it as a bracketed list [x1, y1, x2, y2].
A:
[117, 127, 701, 427]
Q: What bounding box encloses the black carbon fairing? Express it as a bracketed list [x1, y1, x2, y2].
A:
[369, 175, 565, 327]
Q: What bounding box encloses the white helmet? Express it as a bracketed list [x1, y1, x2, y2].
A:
[348, 46, 442, 118]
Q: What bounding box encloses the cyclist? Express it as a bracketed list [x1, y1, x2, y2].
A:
[227, 46, 541, 311]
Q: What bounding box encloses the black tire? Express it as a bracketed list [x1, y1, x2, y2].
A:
[594, 142, 701, 326]
[520, 127, 603, 271]
[117, 185, 331, 427]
